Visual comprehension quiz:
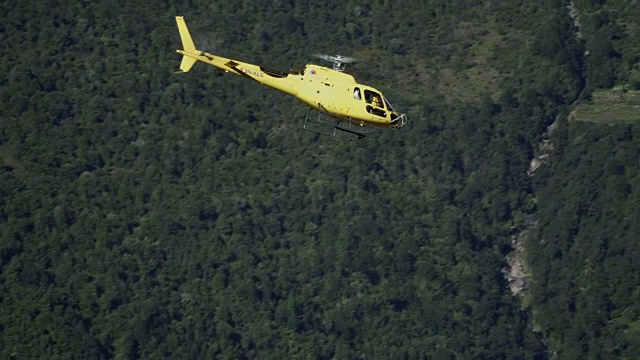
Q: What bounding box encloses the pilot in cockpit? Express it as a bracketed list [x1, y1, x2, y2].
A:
[372, 96, 381, 108]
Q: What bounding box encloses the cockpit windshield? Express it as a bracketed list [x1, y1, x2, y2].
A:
[383, 97, 395, 112]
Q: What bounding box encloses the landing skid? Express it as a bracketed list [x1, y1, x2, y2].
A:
[303, 108, 380, 140]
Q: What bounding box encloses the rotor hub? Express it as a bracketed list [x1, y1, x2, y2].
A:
[314, 54, 356, 72]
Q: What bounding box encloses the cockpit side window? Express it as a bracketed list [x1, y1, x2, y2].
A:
[353, 87, 361, 100]
[364, 89, 384, 109]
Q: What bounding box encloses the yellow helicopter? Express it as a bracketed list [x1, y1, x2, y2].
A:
[174, 16, 407, 140]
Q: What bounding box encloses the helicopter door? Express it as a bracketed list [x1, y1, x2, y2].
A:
[364, 89, 386, 118]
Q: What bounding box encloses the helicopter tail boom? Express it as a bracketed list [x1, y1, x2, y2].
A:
[175, 16, 198, 72]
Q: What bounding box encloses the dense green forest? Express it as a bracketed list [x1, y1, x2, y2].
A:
[0, 0, 637, 358]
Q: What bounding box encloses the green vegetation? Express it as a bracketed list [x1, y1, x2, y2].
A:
[567, 0, 640, 124]
[571, 87, 640, 123]
[573, 0, 640, 91]
[527, 121, 640, 358]
[522, 2, 640, 358]
[0, 0, 637, 359]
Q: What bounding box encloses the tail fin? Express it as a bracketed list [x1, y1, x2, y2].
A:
[175, 16, 197, 72]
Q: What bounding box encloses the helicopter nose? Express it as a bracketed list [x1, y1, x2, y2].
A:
[390, 113, 407, 128]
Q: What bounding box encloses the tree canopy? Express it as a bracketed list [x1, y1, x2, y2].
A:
[0, 0, 637, 358]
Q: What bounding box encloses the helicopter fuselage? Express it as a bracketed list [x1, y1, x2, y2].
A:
[175, 16, 406, 131]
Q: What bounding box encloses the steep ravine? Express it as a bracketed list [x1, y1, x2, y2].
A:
[502, 1, 588, 358]
[503, 117, 557, 297]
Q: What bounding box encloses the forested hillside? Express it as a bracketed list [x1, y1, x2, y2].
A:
[528, 123, 640, 358]
[524, 1, 640, 358]
[0, 0, 636, 358]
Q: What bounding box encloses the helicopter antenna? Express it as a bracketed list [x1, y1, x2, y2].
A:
[314, 54, 356, 72]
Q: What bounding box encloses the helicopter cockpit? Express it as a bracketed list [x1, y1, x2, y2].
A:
[353, 87, 406, 127]
[363, 89, 386, 118]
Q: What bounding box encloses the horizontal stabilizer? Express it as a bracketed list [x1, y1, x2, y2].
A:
[179, 56, 197, 73]
[175, 16, 198, 73]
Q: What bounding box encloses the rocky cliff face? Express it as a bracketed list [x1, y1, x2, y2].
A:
[504, 115, 559, 297]
[503, 218, 535, 296]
